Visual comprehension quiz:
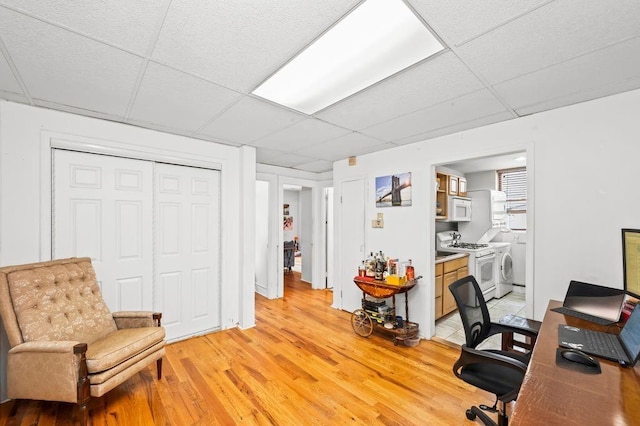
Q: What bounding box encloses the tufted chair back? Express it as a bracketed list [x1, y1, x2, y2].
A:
[0, 258, 117, 348]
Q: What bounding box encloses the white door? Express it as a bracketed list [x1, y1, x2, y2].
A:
[53, 150, 153, 311]
[155, 163, 221, 340]
[300, 187, 313, 282]
[340, 179, 366, 312]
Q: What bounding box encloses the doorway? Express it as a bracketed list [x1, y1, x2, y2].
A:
[283, 185, 311, 283]
[433, 151, 530, 347]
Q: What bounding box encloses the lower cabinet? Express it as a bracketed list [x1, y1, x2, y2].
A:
[435, 263, 443, 319]
[435, 255, 469, 320]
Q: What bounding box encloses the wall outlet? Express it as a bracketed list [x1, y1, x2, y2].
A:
[371, 219, 384, 228]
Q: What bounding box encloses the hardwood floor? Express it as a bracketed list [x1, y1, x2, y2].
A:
[0, 272, 494, 425]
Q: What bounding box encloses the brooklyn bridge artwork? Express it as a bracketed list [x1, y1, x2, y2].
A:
[375, 172, 412, 207]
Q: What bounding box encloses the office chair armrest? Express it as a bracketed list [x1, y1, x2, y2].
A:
[488, 322, 539, 339]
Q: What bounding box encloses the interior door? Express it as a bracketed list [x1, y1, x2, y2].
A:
[340, 179, 366, 312]
[53, 149, 153, 311]
[155, 163, 221, 340]
[300, 187, 313, 282]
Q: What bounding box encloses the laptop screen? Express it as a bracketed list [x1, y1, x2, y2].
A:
[564, 280, 626, 322]
[620, 305, 640, 364]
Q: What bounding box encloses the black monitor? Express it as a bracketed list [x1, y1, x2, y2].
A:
[622, 228, 640, 299]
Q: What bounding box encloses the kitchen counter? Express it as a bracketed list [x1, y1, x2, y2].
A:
[435, 252, 469, 263]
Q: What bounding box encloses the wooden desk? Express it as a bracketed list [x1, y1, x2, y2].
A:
[511, 300, 640, 425]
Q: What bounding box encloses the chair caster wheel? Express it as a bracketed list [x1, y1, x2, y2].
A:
[466, 409, 476, 421]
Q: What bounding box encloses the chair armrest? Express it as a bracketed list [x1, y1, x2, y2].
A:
[7, 341, 87, 403]
[9, 340, 83, 354]
[112, 311, 163, 329]
[488, 321, 539, 340]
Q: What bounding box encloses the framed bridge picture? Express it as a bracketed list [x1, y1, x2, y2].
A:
[375, 172, 412, 207]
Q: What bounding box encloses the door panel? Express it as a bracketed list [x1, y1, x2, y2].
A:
[54, 150, 222, 341]
[53, 149, 153, 311]
[155, 163, 221, 340]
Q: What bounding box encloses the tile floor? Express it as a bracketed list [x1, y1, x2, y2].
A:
[435, 290, 526, 350]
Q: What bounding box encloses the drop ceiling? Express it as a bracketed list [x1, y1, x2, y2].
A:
[0, 0, 639, 173]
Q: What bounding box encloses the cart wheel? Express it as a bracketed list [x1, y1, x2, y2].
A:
[393, 338, 399, 346]
[351, 309, 373, 337]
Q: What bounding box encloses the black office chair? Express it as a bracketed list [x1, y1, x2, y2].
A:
[449, 275, 539, 426]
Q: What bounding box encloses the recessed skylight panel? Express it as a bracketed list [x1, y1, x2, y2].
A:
[252, 0, 443, 114]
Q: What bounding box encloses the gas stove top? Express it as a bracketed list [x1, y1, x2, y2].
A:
[448, 242, 489, 250]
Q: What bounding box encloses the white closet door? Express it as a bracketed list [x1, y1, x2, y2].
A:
[53, 150, 153, 311]
[155, 163, 221, 340]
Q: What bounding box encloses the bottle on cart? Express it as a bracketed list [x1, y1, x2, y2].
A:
[358, 261, 366, 277]
[406, 259, 415, 281]
[366, 252, 375, 277]
[374, 258, 384, 280]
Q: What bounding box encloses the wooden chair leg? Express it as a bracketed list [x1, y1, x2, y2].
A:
[74, 343, 91, 426]
[157, 358, 163, 380]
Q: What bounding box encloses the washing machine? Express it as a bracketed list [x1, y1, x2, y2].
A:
[490, 242, 513, 298]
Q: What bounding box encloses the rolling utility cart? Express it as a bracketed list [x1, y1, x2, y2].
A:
[351, 276, 420, 346]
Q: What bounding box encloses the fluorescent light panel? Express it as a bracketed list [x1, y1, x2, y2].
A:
[252, 0, 443, 114]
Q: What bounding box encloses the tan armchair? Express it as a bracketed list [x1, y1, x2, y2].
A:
[0, 257, 166, 424]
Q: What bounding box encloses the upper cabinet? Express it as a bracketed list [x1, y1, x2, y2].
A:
[436, 172, 447, 220]
[458, 177, 467, 197]
[436, 172, 468, 221]
[448, 175, 458, 196]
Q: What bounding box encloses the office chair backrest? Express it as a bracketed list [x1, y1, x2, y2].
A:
[448, 275, 492, 348]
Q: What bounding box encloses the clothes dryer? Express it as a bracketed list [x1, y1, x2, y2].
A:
[491, 242, 513, 298]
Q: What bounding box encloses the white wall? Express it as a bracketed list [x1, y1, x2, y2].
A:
[255, 180, 270, 296]
[333, 88, 640, 338]
[0, 101, 255, 401]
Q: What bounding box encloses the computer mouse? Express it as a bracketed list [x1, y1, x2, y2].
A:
[560, 348, 599, 367]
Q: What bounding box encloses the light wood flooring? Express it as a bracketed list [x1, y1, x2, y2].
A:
[0, 272, 495, 425]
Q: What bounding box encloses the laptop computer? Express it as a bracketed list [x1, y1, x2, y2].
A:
[558, 304, 640, 366]
[551, 280, 626, 325]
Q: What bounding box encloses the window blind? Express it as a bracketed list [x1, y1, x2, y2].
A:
[499, 167, 527, 230]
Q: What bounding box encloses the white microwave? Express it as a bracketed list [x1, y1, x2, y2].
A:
[448, 196, 472, 222]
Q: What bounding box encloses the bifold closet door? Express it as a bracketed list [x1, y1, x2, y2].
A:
[53, 149, 154, 311]
[155, 163, 221, 340]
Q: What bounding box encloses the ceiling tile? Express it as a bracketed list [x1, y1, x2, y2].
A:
[361, 89, 509, 142]
[151, 0, 360, 92]
[33, 99, 127, 122]
[409, 0, 551, 46]
[293, 160, 333, 173]
[392, 111, 515, 146]
[251, 118, 351, 152]
[198, 96, 306, 144]
[494, 36, 640, 113]
[0, 8, 143, 116]
[457, 0, 640, 85]
[0, 50, 21, 94]
[302, 132, 393, 161]
[128, 62, 242, 133]
[256, 148, 317, 168]
[0, 0, 169, 54]
[317, 51, 484, 130]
